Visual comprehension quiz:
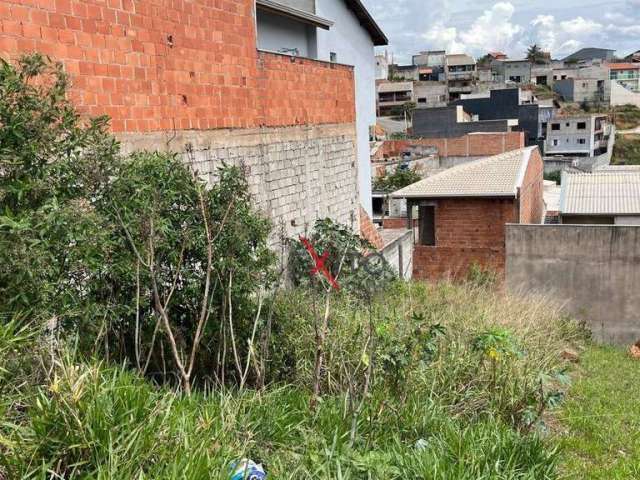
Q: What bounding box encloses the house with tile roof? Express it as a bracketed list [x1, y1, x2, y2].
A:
[392, 146, 544, 280]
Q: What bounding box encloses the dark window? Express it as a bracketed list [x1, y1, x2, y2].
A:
[578, 138, 586, 144]
[330, 52, 337, 63]
[551, 123, 560, 130]
[419, 205, 435, 246]
[418, 97, 427, 103]
[566, 122, 570, 127]
[577, 122, 586, 129]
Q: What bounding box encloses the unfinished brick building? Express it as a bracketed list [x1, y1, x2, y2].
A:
[0, 0, 387, 236]
[392, 147, 544, 280]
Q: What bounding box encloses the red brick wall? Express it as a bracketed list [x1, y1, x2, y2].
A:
[412, 198, 518, 281]
[518, 148, 544, 224]
[382, 217, 417, 229]
[371, 132, 524, 160]
[359, 207, 384, 249]
[0, 0, 355, 132]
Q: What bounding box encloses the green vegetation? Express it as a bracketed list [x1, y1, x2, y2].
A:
[544, 170, 562, 185]
[612, 134, 640, 164]
[1, 283, 587, 478]
[1, 52, 635, 480]
[373, 167, 421, 193]
[558, 346, 640, 479]
[526, 44, 549, 64]
[612, 104, 640, 130]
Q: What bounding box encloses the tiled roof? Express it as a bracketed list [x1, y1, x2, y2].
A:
[392, 147, 535, 199]
[608, 63, 640, 71]
[560, 172, 640, 215]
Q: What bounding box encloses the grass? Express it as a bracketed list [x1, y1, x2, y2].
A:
[0, 282, 586, 479]
[558, 345, 640, 479]
[612, 134, 640, 165]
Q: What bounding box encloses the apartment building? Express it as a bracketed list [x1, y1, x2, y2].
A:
[544, 115, 611, 157]
[376, 81, 413, 116]
[0, 0, 387, 231]
[609, 63, 640, 93]
[445, 54, 477, 101]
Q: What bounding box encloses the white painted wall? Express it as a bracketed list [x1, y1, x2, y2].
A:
[611, 80, 640, 108]
[256, 10, 317, 58]
[315, 0, 376, 215]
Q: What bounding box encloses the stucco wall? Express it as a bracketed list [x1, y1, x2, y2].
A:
[316, 0, 376, 214]
[256, 9, 317, 58]
[611, 80, 640, 107]
[506, 224, 640, 345]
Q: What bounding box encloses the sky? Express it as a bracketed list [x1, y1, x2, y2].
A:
[361, 0, 640, 63]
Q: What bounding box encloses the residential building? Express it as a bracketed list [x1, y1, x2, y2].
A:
[2, 0, 387, 232]
[544, 114, 611, 157]
[413, 50, 446, 67]
[414, 82, 448, 108]
[445, 54, 477, 100]
[412, 106, 518, 138]
[492, 59, 532, 84]
[559, 171, 640, 225]
[488, 52, 507, 61]
[453, 88, 542, 146]
[392, 147, 544, 280]
[562, 48, 616, 63]
[553, 77, 609, 105]
[389, 64, 419, 81]
[412, 50, 446, 81]
[376, 81, 414, 116]
[624, 50, 640, 63]
[375, 53, 389, 80]
[609, 63, 640, 92]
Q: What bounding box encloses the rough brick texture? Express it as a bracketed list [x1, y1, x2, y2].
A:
[518, 148, 544, 224]
[413, 198, 518, 281]
[382, 217, 417, 229]
[371, 132, 524, 161]
[359, 207, 384, 249]
[0, 0, 355, 132]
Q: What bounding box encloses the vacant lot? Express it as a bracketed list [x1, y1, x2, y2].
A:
[559, 346, 640, 479]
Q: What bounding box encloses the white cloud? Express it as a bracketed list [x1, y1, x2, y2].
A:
[459, 2, 522, 52]
[421, 23, 466, 53]
[559, 16, 602, 35]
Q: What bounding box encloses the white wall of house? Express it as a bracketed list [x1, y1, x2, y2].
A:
[315, 0, 377, 215]
[256, 9, 317, 58]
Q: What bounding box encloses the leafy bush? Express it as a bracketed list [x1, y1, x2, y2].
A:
[373, 166, 421, 193]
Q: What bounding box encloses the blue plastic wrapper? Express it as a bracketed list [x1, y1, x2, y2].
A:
[229, 458, 267, 480]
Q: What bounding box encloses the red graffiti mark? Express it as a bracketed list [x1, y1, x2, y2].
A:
[299, 236, 340, 291]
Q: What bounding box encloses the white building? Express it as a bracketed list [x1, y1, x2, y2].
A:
[254, 0, 388, 215]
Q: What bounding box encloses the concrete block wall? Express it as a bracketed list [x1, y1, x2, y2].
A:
[118, 123, 359, 238]
[380, 230, 413, 280]
[506, 224, 640, 345]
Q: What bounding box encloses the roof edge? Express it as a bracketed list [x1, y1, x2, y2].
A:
[256, 0, 334, 29]
[344, 0, 388, 46]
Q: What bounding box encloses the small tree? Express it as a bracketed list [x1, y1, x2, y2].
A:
[526, 44, 547, 64]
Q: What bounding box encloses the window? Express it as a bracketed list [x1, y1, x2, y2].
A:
[552, 139, 559, 146]
[418, 97, 427, 104]
[419, 205, 435, 246]
[551, 123, 560, 130]
[561, 75, 567, 80]
[578, 138, 586, 144]
[566, 122, 570, 127]
[330, 52, 337, 63]
[577, 122, 586, 129]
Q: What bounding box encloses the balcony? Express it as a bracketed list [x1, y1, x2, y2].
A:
[446, 71, 475, 81]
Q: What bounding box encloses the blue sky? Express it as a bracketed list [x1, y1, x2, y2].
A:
[362, 0, 640, 63]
